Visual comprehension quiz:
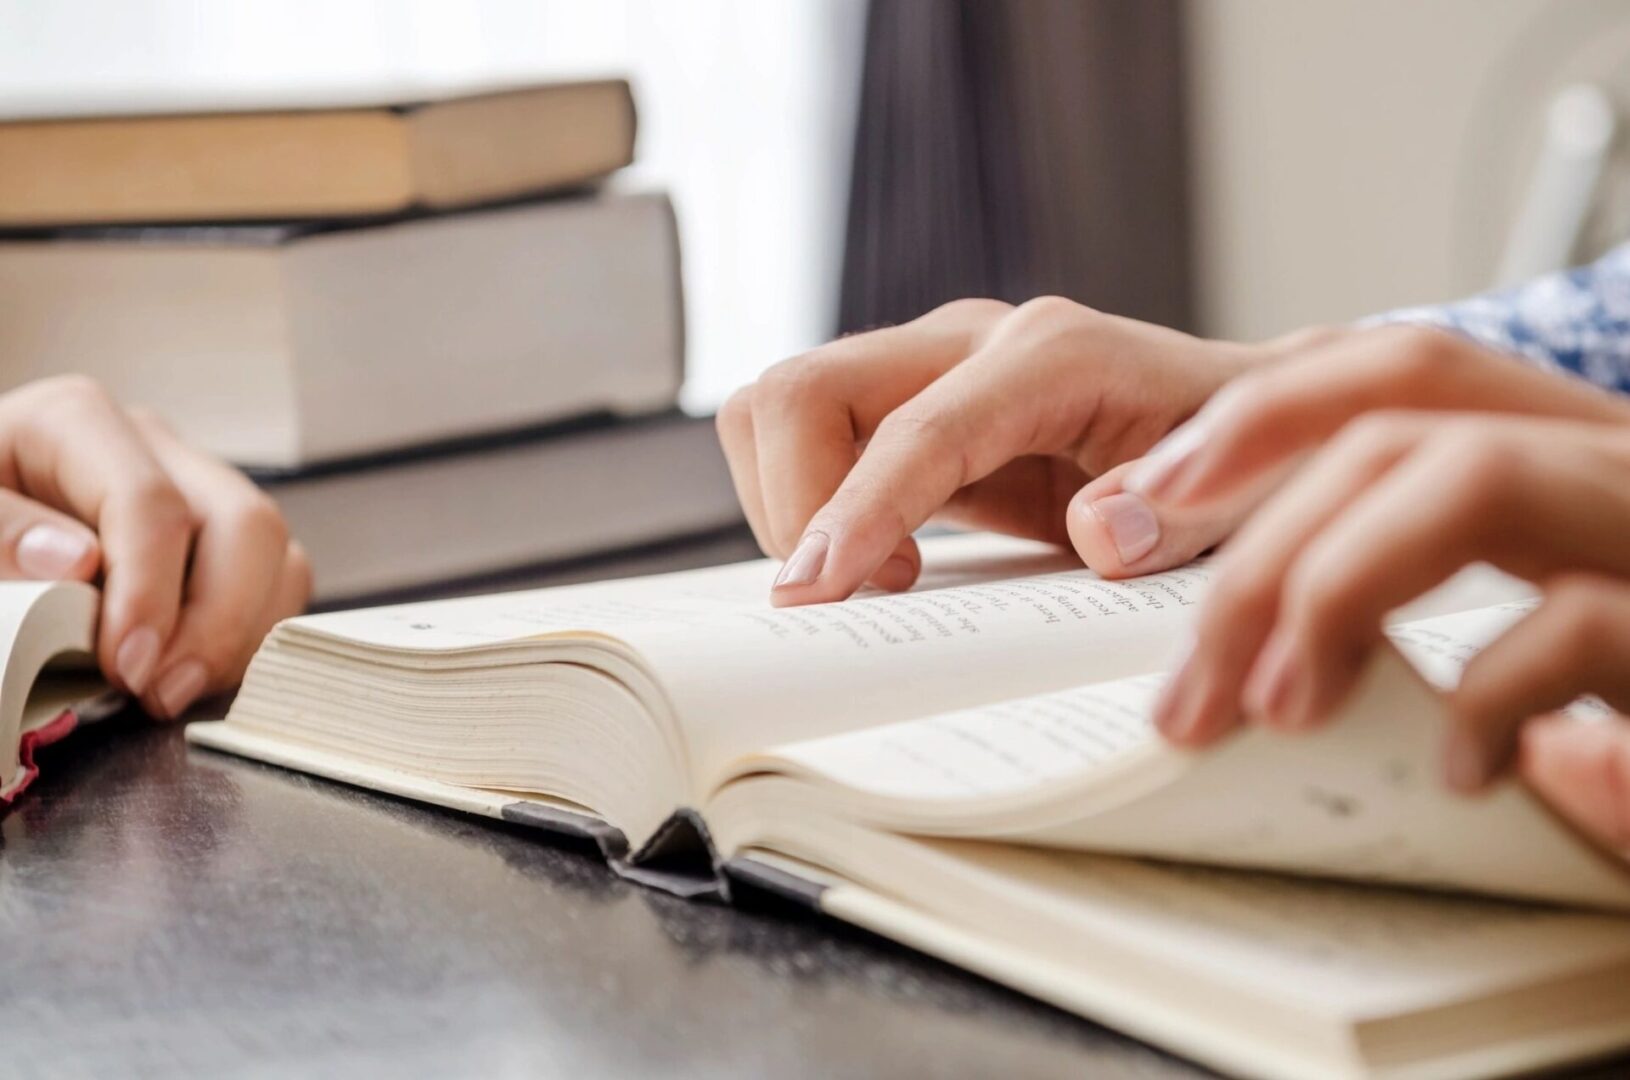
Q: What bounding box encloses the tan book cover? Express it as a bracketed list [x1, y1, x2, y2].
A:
[0, 80, 636, 226]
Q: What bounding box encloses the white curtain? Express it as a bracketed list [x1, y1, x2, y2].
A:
[0, 0, 868, 410]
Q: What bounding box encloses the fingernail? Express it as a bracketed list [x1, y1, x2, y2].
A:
[873, 555, 916, 592]
[155, 659, 209, 720]
[1243, 634, 1302, 728]
[774, 531, 829, 589]
[1090, 492, 1160, 566]
[15, 524, 93, 579]
[1444, 731, 1488, 794]
[115, 626, 161, 694]
[1123, 414, 1212, 499]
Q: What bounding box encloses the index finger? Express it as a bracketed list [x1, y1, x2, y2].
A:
[751, 301, 1011, 557]
[1126, 326, 1630, 509]
[771, 340, 1079, 606]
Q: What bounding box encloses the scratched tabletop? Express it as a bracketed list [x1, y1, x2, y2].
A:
[2, 533, 1626, 1078]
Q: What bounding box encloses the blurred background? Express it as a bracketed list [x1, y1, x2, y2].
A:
[3, 0, 1630, 600]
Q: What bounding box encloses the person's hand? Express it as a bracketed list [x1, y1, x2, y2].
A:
[1139, 404, 1630, 846]
[718, 297, 1277, 605]
[1083, 318, 1630, 573]
[0, 376, 311, 719]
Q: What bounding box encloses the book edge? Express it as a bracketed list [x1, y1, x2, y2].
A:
[183, 720, 733, 896]
[0, 689, 126, 811]
[720, 854, 829, 912]
[0, 77, 635, 129]
[817, 881, 1630, 1080]
[0, 80, 637, 226]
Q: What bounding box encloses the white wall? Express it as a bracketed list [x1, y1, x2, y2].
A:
[0, 0, 868, 410]
[1185, 0, 1630, 340]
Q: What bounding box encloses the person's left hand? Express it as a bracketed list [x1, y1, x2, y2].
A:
[1139, 408, 1630, 847]
[0, 377, 311, 720]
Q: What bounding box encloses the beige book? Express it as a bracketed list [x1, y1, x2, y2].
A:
[0, 192, 683, 468]
[0, 581, 122, 808]
[0, 80, 635, 226]
[187, 533, 1630, 1079]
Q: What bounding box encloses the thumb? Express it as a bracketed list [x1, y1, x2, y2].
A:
[0, 489, 102, 582]
[1065, 461, 1244, 578]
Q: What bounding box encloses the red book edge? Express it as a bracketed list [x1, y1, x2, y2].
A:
[0, 708, 79, 810]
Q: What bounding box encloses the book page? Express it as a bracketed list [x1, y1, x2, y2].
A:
[266, 537, 1539, 807]
[631, 562, 1212, 789]
[743, 602, 1630, 908]
[738, 673, 1165, 802]
[1389, 598, 1613, 720]
[862, 838, 1630, 1023]
[643, 560, 1533, 792]
[719, 803, 1630, 1075]
[0, 581, 98, 796]
[279, 532, 1213, 789]
[731, 599, 1540, 805]
[283, 532, 1073, 652]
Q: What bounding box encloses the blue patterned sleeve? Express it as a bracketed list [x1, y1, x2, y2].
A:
[1362, 243, 1630, 393]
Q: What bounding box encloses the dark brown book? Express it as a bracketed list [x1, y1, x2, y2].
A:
[257, 413, 744, 604]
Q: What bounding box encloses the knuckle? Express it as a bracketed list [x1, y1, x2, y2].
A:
[1205, 369, 1281, 428]
[123, 404, 174, 437]
[1202, 559, 1278, 628]
[876, 403, 960, 456]
[1437, 429, 1518, 502]
[125, 475, 193, 534]
[31, 373, 117, 415]
[1545, 576, 1613, 649]
[225, 490, 290, 549]
[926, 297, 1012, 325]
[1370, 325, 1468, 388]
[1009, 295, 1086, 327]
[823, 484, 911, 548]
[1339, 409, 1422, 453]
[716, 386, 753, 436]
[1281, 547, 1359, 631]
[756, 352, 840, 402]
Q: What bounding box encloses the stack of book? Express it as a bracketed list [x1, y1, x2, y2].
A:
[0, 79, 744, 604]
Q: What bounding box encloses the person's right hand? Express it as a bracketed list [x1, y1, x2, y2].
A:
[725, 304, 1630, 610]
[0, 376, 311, 719]
[717, 297, 1274, 605]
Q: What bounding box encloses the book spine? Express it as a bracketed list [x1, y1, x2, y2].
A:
[654, 192, 687, 392]
[498, 799, 631, 860]
[721, 856, 829, 914]
[614, 806, 729, 901]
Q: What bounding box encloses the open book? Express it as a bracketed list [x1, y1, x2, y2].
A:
[188, 534, 1630, 1080]
[0, 581, 122, 810]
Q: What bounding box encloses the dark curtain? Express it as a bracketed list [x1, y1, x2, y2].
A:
[837, 0, 1193, 334]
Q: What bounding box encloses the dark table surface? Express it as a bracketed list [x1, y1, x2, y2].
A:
[3, 533, 1627, 1078]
